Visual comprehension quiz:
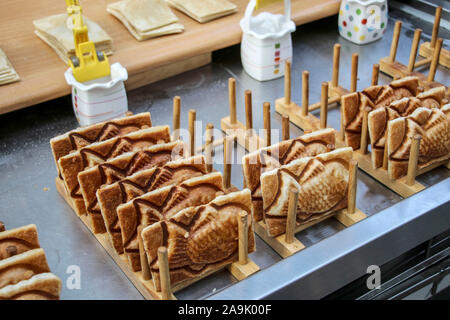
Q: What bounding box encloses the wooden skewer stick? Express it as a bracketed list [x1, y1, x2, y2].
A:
[350, 53, 359, 93]
[320, 82, 328, 129]
[188, 109, 196, 156]
[223, 136, 232, 189]
[347, 159, 358, 214]
[229, 78, 237, 124]
[389, 21, 402, 62]
[428, 38, 443, 82]
[284, 60, 291, 105]
[157, 247, 172, 300]
[282, 115, 290, 141]
[285, 188, 299, 244]
[205, 123, 214, 173]
[359, 107, 370, 154]
[245, 90, 253, 133]
[407, 29, 422, 72]
[238, 212, 249, 265]
[331, 43, 341, 87]
[301, 71, 309, 116]
[172, 96, 181, 141]
[138, 226, 151, 280]
[406, 135, 422, 186]
[430, 7, 442, 48]
[371, 64, 379, 86]
[263, 102, 271, 147]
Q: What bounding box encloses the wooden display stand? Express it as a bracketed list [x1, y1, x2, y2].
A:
[276, 47, 358, 132]
[351, 109, 450, 198]
[254, 159, 367, 258]
[379, 20, 447, 92]
[419, 7, 450, 69]
[221, 78, 266, 152]
[55, 112, 259, 300]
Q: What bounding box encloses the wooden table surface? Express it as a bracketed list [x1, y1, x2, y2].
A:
[0, 0, 339, 115]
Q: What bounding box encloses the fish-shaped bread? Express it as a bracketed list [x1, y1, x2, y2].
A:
[59, 126, 171, 216]
[369, 87, 446, 168]
[242, 128, 336, 222]
[0, 225, 40, 261]
[387, 105, 450, 179]
[0, 273, 61, 300]
[142, 189, 255, 291]
[342, 76, 419, 150]
[50, 113, 152, 177]
[117, 172, 224, 271]
[261, 148, 353, 237]
[0, 249, 50, 289]
[78, 141, 185, 234]
[97, 155, 207, 254]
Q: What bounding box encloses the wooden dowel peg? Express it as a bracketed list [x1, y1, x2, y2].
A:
[157, 247, 172, 299]
[284, 60, 291, 105]
[223, 136, 232, 189]
[428, 38, 443, 82]
[350, 53, 359, 93]
[360, 107, 370, 154]
[414, 57, 432, 69]
[138, 226, 151, 280]
[301, 71, 309, 116]
[188, 109, 196, 156]
[408, 29, 422, 72]
[229, 78, 237, 124]
[347, 159, 358, 214]
[382, 137, 389, 171]
[282, 115, 290, 141]
[320, 82, 328, 129]
[430, 7, 442, 48]
[331, 43, 341, 87]
[371, 64, 379, 86]
[205, 123, 214, 173]
[389, 21, 402, 62]
[339, 100, 345, 142]
[406, 135, 422, 186]
[285, 188, 298, 244]
[172, 96, 181, 141]
[245, 90, 253, 132]
[263, 102, 271, 146]
[238, 212, 249, 265]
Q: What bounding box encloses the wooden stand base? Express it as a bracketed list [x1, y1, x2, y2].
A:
[55, 176, 259, 299]
[275, 98, 321, 132]
[419, 41, 450, 69]
[221, 116, 265, 152]
[254, 208, 367, 258]
[378, 56, 447, 93]
[353, 151, 450, 198]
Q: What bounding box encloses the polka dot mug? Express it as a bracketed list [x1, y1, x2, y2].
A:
[338, 0, 388, 45]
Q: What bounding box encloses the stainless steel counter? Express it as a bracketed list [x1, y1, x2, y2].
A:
[0, 7, 448, 300]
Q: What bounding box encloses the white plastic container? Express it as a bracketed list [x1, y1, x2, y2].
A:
[64, 62, 129, 126]
[338, 0, 388, 45]
[240, 0, 295, 81]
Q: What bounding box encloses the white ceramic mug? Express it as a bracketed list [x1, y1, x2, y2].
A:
[338, 0, 388, 45]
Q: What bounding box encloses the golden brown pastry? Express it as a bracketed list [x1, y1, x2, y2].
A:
[0, 273, 61, 300]
[50, 112, 152, 177]
[242, 128, 336, 222]
[58, 126, 171, 216]
[142, 189, 254, 291]
[117, 172, 224, 271]
[342, 76, 419, 150]
[0, 222, 4, 232]
[368, 87, 446, 168]
[261, 148, 353, 237]
[78, 141, 185, 234]
[0, 225, 40, 260]
[387, 106, 450, 179]
[97, 154, 207, 254]
[0, 249, 50, 289]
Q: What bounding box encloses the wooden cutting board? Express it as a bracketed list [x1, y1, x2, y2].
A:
[0, 0, 339, 115]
